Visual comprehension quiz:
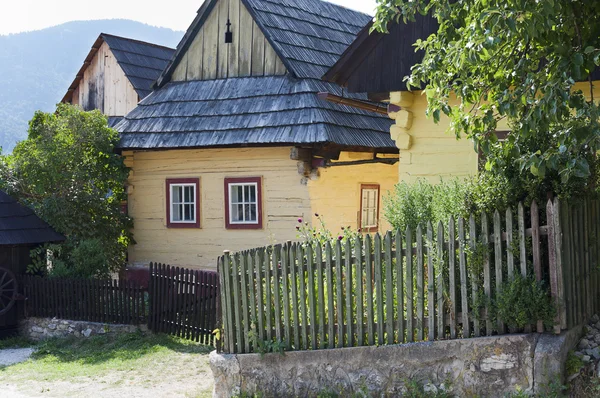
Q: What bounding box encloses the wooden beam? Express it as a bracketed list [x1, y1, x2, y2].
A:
[317, 92, 400, 115]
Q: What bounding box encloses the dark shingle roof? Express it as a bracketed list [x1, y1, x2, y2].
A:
[62, 34, 175, 103]
[245, 0, 372, 79]
[156, 0, 371, 86]
[116, 76, 395, 150]
[0, 191, 65, 246]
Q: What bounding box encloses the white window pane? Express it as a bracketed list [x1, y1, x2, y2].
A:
[249, 185, 256, 202]
[231, 185, 242, 203]
[172, 203, 182, 221]
[172, 185, 181, 203]
[184, 186, 193, 202]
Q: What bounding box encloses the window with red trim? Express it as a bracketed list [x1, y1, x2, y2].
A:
[224, 177, 263, 229]
[360, 184, 380, 232]
[166, 178, 200, 228]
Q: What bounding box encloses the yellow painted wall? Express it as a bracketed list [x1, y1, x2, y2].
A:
[388, 81, 600, 183]
[124, 148, 399, 270]
[307, 152, 398, 235]
[171, 0, 286, 81]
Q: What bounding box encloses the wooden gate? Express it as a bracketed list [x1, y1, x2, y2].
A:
[148, 263, 219, 345]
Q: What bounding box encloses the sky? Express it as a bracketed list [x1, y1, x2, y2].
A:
[0, 0, 378, 35]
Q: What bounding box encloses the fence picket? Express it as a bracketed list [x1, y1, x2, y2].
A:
[264, 247, 273, 342]
[384, 231, 393, 345]
[316, 244, 326, 348]
[405, 226, 414, 343]
[416, 225, 425, 341]
[469, 214, 480, 337]
[531, 201, 544, 332]
[247, 252, 257, 349]
[482, 213, 492, 336]
[374, 234, 385, 345]
[272, 245, 283, 344]
[506, 207, 514, 279]
[290, 244, 300, 349]
[437, 221, 445, 339]
[547, 199, 560, 334]
[281, 244, 291, 349]
[395, 230, 405, 343]
[458, 218, 470, 338]
[325, 242, 335, 348]
[494, 210, 505, 334]
[298, 244, 308, 350]
[365, 235, 375, 345]
[448, 217, 457, 340]
[345, 239, 354, 347]
[307, 245, 317, 349]
[427, 222, 435, 341]
[355, 236, 364, 346]
[335, 240, 344, 348]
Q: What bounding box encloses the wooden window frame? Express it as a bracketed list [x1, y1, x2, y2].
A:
[360, 183, 380, 233]
[224, 177, 263, 230]
[166, 178, 200, 228]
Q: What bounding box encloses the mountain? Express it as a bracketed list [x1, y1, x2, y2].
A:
[0, 19, 183, 152]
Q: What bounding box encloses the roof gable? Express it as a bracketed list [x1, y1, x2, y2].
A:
[0, 191, 65, 246]
[62, 34, 175, 103]
[156, 0, 371, 86]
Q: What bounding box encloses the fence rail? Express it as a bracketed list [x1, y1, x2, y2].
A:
[23, 276, 147, 325]
[217, 198, 590, 354]
[148, 263, 219, 345]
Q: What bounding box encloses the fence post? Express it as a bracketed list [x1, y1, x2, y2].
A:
[531, 201, 544, 333]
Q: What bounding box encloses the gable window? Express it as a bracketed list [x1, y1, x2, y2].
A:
[360, 184, 380, 232]
[166, 178, 200, 228]
[225, 177, 263, 229]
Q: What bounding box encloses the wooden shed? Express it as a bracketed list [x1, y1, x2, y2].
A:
[0, 190, 64, 336]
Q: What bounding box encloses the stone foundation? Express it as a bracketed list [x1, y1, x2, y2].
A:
[211, 331, 582, 397]
[21, 317, 148, 341]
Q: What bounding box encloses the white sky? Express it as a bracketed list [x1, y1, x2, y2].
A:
[0, 0, 378, 35]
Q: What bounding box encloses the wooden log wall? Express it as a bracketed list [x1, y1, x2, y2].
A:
[171, 0, 286, 81]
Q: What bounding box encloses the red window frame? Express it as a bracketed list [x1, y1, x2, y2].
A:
[224, 177, 263, 230]
[165, 178, 200, 228]
[360, 183, 380, 233]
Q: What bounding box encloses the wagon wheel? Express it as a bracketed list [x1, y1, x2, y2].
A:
[0, 267, 18, 316]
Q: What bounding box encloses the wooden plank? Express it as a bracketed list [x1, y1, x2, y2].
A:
[281, 244, 291, 349]
[217, 0, 230, 78]
[255, 250, 265, 343]
[437, 221, 445, 339]
[325, 242, 335, 348]
[306, 245, 317, 349]
[518, 203, 527, 277]
[365, 234, 375, 345]
[469, 214, 480, 337]
[494, 210, 505, 334]
[481, 213, 492, 336]
[458, 218, 470, 338]
[297, 244, 308, 350]
[174, 267, 181, 337]
[264, 247, 273, 342]
[405, 226, 414, 342]
[585, 200, 591, 320]
[374, 234, 385, 345]
[289, 244, 300, 349]
[227, 0, 240, 77]
[247, 252, 257, 347]
[416, 224, 425, 341]
[547, 199, 560, 334]
[263, 35, 278, 75]
[531, 201, 543, 332]
[385, 231, 394, 345]
[251, 22, 265, 76]
[232, 254, 243, 352]
[345, 238, 354, 347]
[335, 240, 344, 348]
[202, 4, 219, 80]
[448, 218, 457, 339]
[272, 245, 283, 344]
[427, 222, 435, 341]
[396, 230, 405, 343]
[506, 207, 514, 278]
[561, 201, 573, 329]
[355, 235, 364, 346]
[238, 0, 253, 76]
[316, 244, 326, 348]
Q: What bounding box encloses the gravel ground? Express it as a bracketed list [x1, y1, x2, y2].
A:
[0, 348, 35, 366]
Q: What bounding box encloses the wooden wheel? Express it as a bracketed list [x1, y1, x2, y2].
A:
[0, 267, 18, 316]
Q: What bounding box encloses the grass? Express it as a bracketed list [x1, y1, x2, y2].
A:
[0, 332, 214, 397]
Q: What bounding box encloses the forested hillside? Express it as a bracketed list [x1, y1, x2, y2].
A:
[0, 19, 183, 151]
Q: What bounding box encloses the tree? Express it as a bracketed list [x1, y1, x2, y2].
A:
[1, 104, 132, 278]
[374, 0, 600, 199]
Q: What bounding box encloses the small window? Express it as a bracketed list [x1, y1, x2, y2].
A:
[225, 177, 263, 229]
[166, 178, 200, 228]
[360, 184, 380, 232]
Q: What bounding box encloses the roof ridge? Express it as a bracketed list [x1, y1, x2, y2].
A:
[100, 33, 176, 52]
[110, 48, 173, 63]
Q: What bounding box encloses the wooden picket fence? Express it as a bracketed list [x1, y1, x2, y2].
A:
[23, 276, 147, 324]
[217, 197, 600, 354]
[148, 263, 220, 345]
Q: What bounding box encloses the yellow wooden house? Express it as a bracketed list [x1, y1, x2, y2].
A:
[62, 33, 175, 126]
[324, 14, 600, 184]
[115, 0, 399, 269]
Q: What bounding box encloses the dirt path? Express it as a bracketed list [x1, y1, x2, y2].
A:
[1, 350, 214, 398]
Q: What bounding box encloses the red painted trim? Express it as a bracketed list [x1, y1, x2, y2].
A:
[224, 177, 263, 230]
[166, 178, 200, 228]
[359, 184, 380, 233]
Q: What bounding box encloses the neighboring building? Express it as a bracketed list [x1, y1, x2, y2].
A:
[324, 15, 600, 184]
[62, 33, 175, 126]
[115, 0, 399, 269]
[0, 190, 64, 336]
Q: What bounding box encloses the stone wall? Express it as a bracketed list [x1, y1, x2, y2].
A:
[210, 331, 581, 397]
[21, 317, 148, 341]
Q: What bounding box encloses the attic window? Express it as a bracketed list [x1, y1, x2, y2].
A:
[225, 19, 232, 44]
